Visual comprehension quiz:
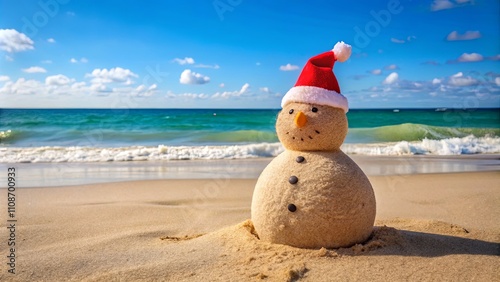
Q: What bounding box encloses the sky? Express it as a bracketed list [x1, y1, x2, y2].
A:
[0, 0, 499, 109]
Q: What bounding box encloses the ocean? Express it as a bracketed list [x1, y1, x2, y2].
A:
[1, 108, 499, 163]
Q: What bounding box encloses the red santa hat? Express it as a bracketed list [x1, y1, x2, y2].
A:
[281, 41, 351, 113]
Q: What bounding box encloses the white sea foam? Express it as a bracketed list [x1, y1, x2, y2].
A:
[0, 143, 285, 163]
[342, 135, 500, 155]
[1, 135, 499, 163]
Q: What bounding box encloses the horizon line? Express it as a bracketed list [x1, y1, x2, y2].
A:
[1, 107, 499, 111]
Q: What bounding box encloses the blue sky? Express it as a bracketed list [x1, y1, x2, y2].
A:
[0, 0, 498, 109]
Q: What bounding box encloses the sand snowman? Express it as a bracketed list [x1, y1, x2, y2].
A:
[251, 42, 376, 248]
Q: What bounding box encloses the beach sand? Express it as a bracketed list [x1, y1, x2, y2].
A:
[1, 170, 499, 281]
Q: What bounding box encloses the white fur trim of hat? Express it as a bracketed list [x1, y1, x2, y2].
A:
[281, 86, 349, 113]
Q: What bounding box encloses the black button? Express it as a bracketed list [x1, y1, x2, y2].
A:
[289, 176, 298, 184]
[296, 156, 305, 163]
[288, 204, 297, 212]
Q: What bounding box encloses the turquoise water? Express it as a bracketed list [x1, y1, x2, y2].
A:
[0, 109, 277, 147]
[0, 108, 499, 161]
[1, 108, 498, 146]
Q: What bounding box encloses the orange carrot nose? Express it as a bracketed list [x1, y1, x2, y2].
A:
[294, 111, 307, 128]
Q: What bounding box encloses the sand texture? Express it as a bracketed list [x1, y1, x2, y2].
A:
[276, 103, 348, 151]
[0, 172, 499, 281]
[252, 150, 376, 248]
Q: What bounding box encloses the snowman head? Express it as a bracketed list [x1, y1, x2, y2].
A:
[277, 42, 351, 151]
[277, 102, 347, 151]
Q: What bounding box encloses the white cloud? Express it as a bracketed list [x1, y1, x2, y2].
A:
[90, 83, 108, 92]
[370, 69, 382, 75]
[0, 78, 43, 95]
[219, 83, 225, 88]
[166, 90, 209, 100]
[47, 38, 56, 43]
[390, 38, 405, 44]
[182, 93, 209, 99]
[260, 87, 270, 93]
[280, 64, 299, 71]
[448, 72, 478, 86]
[0, 29, 34, 53]
[1, 71, 160, 99]
[446, 31, 481, 41]
[87, 67, 138, 85]
[172, 57, 219, 69]
[457, 53, 483, 62]
[382, 72, 399, 85]
[0, 75, 10, 82]
[173, 57, 195, 65]
[22, 66, 47, 73]
[431, 0, 474, 11]
[41, 60, 52, 64]
[179, 69, 210, 85]
[431, 0, 454, 11]
[359, 70, 499, 103]
[5, 55, 13, 62]
[391, 36, 415, 44]
[114, 83, 158, 97]
[132, 84, 147, 92]
[70, 57, 88, 63]
[212, 83, 251, 99]
[384, 64, 399, 70]
[239, 83, 250, 94]
[71, 82, 86, 89]
[45, 74, 73, 86]
[195, 63, 219, 69]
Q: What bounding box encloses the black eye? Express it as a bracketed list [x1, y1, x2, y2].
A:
[289, 109, 294, 114]
[312, 107, 318, 113]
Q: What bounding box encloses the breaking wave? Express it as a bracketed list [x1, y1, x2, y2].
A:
[1, 135, 499, 163]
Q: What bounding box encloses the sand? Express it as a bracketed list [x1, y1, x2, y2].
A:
[1, 171, 499, 281]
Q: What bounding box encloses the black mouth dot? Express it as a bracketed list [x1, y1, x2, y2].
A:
[292, 137, 295, 140]
[300, 138, 304, 141]
[315, 130, 320, 134]
[286, 132, 289, 135]
[308, 136, 313, 139]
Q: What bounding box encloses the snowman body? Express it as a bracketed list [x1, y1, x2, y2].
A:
[251, 150, 375, 248]
[251, 102, 376, 248]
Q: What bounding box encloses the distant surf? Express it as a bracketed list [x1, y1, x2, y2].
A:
[346, 123, 499, 143]
[1, 134, 499, 163]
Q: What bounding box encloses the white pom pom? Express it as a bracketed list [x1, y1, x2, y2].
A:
[332, 41, 352, 62]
